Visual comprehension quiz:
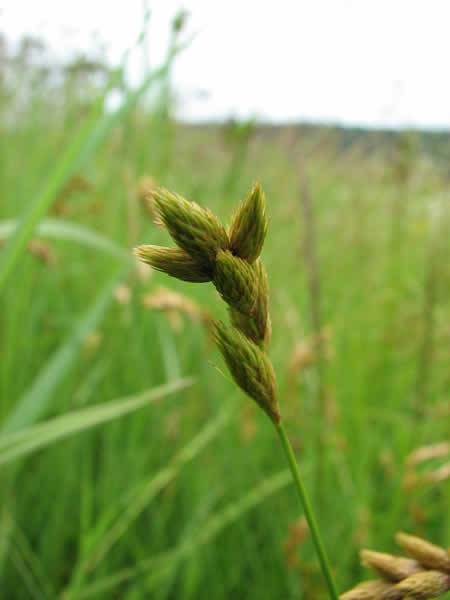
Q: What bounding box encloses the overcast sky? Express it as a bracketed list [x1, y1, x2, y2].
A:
[3, 0, 450, 129]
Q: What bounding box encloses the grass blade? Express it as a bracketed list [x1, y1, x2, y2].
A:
[12, 520, 53, 599]
[0, 218, 130, 262]
[64, 405, 231, 595]
[0, 39, 190, 293]
[75, 470, 291, 598]
[0, 379, 193, 465]
[1, 271, 122, 434]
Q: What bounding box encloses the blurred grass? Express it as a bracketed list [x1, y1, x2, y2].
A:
[1, 22, 450, 600]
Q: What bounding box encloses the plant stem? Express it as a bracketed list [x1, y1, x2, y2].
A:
[276, 421, 339, 600]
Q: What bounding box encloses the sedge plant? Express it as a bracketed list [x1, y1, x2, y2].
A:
[135, 182, 339, 599]
[341, 532, 450, 599]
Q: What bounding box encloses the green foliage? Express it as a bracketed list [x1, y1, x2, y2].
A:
[2, 272, 123, 434]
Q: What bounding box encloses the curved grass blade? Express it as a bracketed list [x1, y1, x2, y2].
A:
[1, 270, 123, 434]
[0, 219, 130, 262]
[0, 379, 193, 465]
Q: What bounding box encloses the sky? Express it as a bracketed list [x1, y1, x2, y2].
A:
[2, 0, 450, 129]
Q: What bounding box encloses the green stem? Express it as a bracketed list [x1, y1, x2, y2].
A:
[276, 421, 339, 600]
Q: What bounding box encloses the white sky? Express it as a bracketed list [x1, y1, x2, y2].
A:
[2, 0, 450, 129]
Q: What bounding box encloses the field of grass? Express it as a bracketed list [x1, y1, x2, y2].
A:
[1, 32, 449, 599]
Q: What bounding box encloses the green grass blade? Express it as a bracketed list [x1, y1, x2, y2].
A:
[0, 218, 130, 261]
[1, 271, 123, 434]
[75, 470, 291, 598]
[10, 545, 45, 600]
[0, 39, 190, 293]
[64, 405, 232, 595]
[12, 521, 53, 599]
[0, 510, 14, 579]
[0, 379, 193, 465]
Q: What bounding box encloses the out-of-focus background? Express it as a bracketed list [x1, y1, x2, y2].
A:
[1, 2, 449, 598]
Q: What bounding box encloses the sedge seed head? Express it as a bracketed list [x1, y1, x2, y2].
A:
[134, 245, 211, 282]
[395, 533, 450, 573]
[213, 250, 259, 315]
[229, 182, 268, 263]
[229, 259, 271, 346]
[361, 550, 421, 582]
[152, 188, 229, 268]
[212, 320, 280, 423]
[395, 570, 450, 599]
[339, 580, 400, 600]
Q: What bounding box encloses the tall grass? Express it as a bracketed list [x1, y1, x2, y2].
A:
[0, 23, 449, 600]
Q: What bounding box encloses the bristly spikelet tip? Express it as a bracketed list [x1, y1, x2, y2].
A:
[134, 244, 211, 282]
[229, 181, 268, 263]
[150, 187, 229, 268]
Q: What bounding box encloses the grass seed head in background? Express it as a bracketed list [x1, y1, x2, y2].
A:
[395, 532, 450, 573]
[395, 571, 450, 599]
[339, 580, 399, 600]
[341, 533, 450, 599]
[361, 550, 421, 582]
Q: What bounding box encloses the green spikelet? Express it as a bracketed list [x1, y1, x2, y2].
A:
[212, 320, 280, 423]
[229, 260, 271, 346]
[361, 550, 422, 582]
[213, 250, 258, 315]
[339, 580, 400, 600]
[395, 570, 450, 599]
[135, 183, 279, 423]
[395, 533, 450, 573]
[229, 182, 268, 263]
[134, 245, 211, 282]
[152, 188, 229, 268]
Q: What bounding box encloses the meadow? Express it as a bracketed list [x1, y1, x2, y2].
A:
[0, 31, 449, 599]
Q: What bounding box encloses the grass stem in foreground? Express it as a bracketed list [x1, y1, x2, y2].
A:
[276, 421, 339, 600]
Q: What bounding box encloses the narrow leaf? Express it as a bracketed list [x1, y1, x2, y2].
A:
[0, 379, 193, 466]
[0, 218, 130, 262]
[1, 271, 122, 434]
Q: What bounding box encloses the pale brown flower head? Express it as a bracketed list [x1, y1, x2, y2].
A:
[395, 533, 450, 573]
